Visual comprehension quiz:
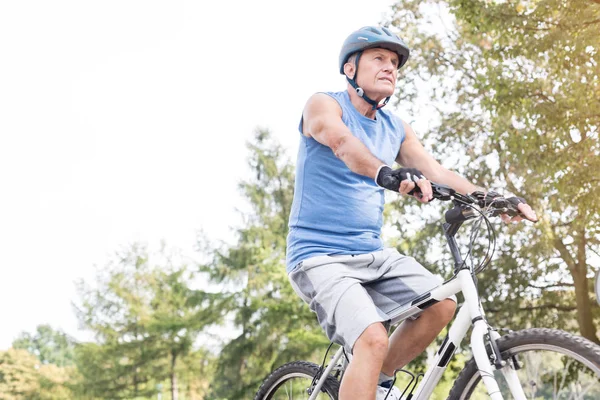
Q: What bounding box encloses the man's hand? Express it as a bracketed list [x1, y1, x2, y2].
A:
[400, 176, 433, 203]
[376, 166, 433, 203]
[501, 197, 538, 223]
[470, 191, 538, 223]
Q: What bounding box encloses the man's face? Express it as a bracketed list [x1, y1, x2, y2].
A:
[354, 48, 399, 98]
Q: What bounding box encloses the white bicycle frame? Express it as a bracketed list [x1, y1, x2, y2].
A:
[303, 191, 534, 400]
[308, 269, 528, 400]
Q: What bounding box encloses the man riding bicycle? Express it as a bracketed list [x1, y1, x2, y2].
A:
[286, 26, 538, 400]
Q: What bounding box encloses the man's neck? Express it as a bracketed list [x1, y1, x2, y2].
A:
[346, 86, 381, 120]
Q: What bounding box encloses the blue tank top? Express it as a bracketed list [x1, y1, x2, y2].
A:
[286, 91, 406, 272]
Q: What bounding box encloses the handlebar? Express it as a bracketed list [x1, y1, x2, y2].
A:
[428, 182, 522, 224]
[413, 182, 529, 274]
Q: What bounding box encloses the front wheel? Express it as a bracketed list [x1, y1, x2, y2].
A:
[448, 328, 600, 399]
[254, 361, 340, 400]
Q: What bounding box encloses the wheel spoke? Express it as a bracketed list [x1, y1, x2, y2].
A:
[471, 346, 599, 398]
[256, 364, 338, 399]
[448, 329, 600, 400]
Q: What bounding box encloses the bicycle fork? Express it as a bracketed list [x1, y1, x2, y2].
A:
[460, 270, 527, 400]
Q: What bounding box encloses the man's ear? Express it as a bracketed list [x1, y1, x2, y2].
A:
[343, 62, 355, 80]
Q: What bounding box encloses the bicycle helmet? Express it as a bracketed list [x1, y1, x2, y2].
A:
[339, 26, 410, 110]
[339, 26, 410, 74]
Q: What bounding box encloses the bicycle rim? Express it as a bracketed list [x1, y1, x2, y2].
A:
[263, 372, 337, 400]
[460, 343, 600, 399]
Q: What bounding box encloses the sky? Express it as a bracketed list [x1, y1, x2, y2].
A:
[0, 0, 401, 349]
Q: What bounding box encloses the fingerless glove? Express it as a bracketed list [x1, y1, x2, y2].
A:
[375, 165, 425, 192]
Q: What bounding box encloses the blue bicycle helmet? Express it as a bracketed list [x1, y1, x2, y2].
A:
[339, 26, 410, 74]
[339, 26, 410, 110]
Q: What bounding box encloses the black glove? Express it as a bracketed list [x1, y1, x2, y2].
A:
[506, 196, 526, 207]
[376, 166, 425, 193]
[469, 191, 530, 216]
[469, 190, 502, 206]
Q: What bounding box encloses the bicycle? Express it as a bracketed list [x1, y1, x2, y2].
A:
[254, 183, 600, 399]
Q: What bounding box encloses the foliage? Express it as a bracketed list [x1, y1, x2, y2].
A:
[73, 243, 222, 399]
[12, 324, 76, 367]
[172, 348, 215, 400]
[0, 348, 75, 400]
[203, 129, 328, 399]
[387, 0, 600, 342]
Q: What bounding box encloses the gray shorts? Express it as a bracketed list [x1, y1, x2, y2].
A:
[288, 248, 445, 352]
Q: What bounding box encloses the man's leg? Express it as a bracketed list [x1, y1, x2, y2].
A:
[381, 299, 456, 375]
[339, 323, 389, 400]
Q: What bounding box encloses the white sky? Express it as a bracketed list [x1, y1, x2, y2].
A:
[0, 0, 401, 348]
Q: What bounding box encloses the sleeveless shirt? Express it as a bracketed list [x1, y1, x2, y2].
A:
[286, 91, 406, 272]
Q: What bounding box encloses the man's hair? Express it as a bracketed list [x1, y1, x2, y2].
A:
[347, 53, 358, 65]
[344, 53, 358, 78]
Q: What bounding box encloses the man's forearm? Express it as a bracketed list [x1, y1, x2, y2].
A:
[333, 134, 383, 179]
[436, 168, 482, 195]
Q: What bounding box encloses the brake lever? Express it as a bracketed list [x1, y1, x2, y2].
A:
[486, 197, 520, 218]
[431, 182, 455, 201]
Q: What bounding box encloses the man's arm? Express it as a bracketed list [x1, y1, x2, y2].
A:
[397, 121, 538, 221]
[304, 95, 432, 201]
[302, 93, 384, 179]
[396, 121, 482, 195]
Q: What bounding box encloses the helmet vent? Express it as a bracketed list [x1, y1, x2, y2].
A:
[364, 26, 381, 35]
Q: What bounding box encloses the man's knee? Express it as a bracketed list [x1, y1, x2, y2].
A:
[354, 323, 389, 357]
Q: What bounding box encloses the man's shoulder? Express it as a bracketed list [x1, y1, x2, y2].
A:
[308, 90, 345, 103]
[304, 92, 344, 115]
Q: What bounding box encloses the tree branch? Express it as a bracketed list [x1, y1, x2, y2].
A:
[581, 17, 600, 26]
[487, 304, 577, 312]
[587, 243, 600, 260]
[528, 282, 574, 290]
[554, 219, 575, 228]
[552, 233, 577, 274]
[577, 225, 587, 271]
[519, 304, 577, 311]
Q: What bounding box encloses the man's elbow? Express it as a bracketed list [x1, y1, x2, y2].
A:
[331, 134, 351, 159]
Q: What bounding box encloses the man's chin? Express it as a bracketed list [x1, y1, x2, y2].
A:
[375, 85, 395, 97]
[373, 90, 394, 100]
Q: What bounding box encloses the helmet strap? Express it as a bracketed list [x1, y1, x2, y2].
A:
[346, 51, 391, 110]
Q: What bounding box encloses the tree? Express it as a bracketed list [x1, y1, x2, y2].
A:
[173, 348, 215, 400]
[12, 325, 75, 367]
[147, 247, 223, 400]
[74, 244, 163, 399]
[0, 348, 74, 400]
[203, 129, 327, 399]
[386, 0, 599, 341]
[74, 243, 223, 399]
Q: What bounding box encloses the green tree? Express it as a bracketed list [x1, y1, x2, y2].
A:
[386, 0, 599, 341]
[12, 325, 75, 367]
[148, 247, 222, 400]
[203, 129, 327, 399]
[74, 243, 222, 399]
[173, 348, 215, 400]
[74, 244, 162, 399]
[0, 348, 75, 400]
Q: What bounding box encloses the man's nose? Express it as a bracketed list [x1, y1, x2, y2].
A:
[382, 60, 394, 72]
